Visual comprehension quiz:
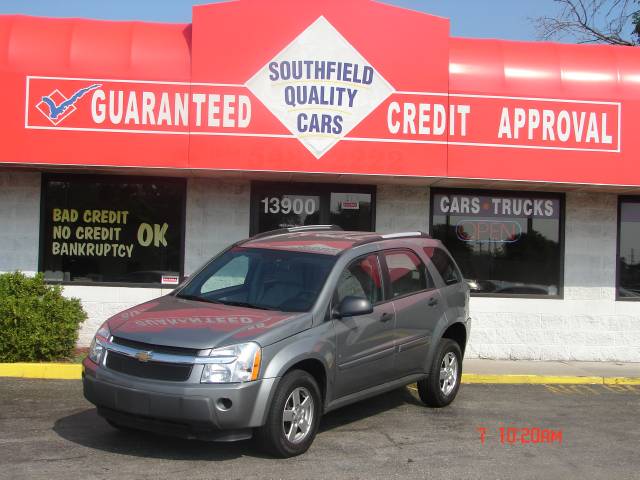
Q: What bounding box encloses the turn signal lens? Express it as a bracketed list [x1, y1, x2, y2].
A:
[250, 348, 261, 381]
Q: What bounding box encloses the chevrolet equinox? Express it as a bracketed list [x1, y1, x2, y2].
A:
[83, 225, 470, 457]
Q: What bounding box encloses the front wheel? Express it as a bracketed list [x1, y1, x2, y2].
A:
[255, 370, 322, 458]
[417, 338, 462, 407]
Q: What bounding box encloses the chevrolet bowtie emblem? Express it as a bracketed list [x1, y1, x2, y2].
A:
[135, 351, 153, 362]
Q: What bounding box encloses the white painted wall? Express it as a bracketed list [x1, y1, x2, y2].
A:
[75, 177, 251, 345]
[2, 170, 639, 359]
[0, 171, 40, 275]
[184, 178, 251, 274]
[457, 192, 639, 362]
[375, 184, 430, 234]
[0, 173, 252, 346]
[65, 285, 174, 346]
[376, 186, 640, 361]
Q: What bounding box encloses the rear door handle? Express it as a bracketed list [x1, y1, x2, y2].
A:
[380, 313, 394, 322]
[428, 297, 439, 307]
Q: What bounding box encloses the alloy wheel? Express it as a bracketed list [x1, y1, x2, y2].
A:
[439, 351, 458, 396]
[282, 386, 314, 443]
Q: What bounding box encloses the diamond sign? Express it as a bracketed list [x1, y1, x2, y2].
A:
[246, 16, 395, 158]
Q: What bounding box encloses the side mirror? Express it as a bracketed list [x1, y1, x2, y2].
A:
[334, 296, 373, 318]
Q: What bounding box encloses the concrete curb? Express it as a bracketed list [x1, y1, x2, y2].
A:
[2, 363, 640, 384]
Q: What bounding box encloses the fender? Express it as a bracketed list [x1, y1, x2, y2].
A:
[255, 321, 336, 423]
[423, 319, 471, 373]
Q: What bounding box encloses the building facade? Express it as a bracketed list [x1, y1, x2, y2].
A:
[1, 0, 639, 361]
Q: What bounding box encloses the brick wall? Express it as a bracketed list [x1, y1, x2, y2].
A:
[457, 192, 639, 362]
[375, 185, 640, 361]
[75, 177, 252, 346]
[0, 171, 40, 275]
[375, 184, 429, 234]
[184, 178, 251, 274]
[2, 170, 638, 359]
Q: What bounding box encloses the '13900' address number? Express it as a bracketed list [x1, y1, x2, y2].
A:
[261, 197, 317, 215]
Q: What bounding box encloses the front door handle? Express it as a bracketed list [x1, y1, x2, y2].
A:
[380, 312, 394, 322]
[428, 297, 439, 307]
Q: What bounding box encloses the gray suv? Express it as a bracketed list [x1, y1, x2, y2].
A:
[83, 226, 470, 457]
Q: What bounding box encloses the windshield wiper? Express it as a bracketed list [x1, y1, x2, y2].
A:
[175, 294, 221, 304]
[216, 300, 277, 311]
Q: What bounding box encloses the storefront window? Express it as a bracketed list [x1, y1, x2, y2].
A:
[251, 182, 374, 234]
[618, 197, 640, 299]
[257, 194, 321, 232]
[430, 189, 563, 297]
[330, 193, 373, 231]
[40, 174, 185, 286]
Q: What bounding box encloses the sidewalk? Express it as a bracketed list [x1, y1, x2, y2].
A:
[1, 359, 640, 383]
[462, 359, 640, 384]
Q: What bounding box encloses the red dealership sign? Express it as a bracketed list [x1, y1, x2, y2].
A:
[27, 77, 620, 153]
[2, 0, 640, 185]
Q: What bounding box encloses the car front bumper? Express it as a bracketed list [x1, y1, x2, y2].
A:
[82, 358, 277, 441]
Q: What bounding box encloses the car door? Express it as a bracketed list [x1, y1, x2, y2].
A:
[332, 253, 396, 399]
[423, 246, 467, 325]
[381, 249, 447, 377]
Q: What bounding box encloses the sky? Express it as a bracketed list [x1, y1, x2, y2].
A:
[0, 0, 562, 42]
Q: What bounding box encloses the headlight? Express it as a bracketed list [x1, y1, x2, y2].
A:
[88, 322, 110, 364]
[201, 342, 262, 383]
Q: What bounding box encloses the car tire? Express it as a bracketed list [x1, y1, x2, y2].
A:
[417, 338, 462, 408]
[255, 369, 322, 458]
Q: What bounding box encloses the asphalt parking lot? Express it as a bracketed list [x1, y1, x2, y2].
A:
[1, 379, 639, 480]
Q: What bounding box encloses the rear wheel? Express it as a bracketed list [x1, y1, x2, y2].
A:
[255, 370, 322, 458]
[417, 338, 462, 407]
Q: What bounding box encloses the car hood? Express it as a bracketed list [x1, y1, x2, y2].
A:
[107, 295, 311, 350]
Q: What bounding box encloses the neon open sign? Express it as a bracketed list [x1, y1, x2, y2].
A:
[456, 220, 522, 243]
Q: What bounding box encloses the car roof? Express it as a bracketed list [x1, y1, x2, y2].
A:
[239, 229, 433, 256]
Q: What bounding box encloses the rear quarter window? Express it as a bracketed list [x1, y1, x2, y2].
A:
[383, 250, 432, 298]
[424, 247, 462, 286]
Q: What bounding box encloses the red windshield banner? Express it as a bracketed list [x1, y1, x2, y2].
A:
[3, 0, 640, 185]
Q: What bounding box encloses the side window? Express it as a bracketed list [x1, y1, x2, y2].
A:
[425, 247, 461, 286]
[383, 250, 429, 298]
[335, 254, 383, 304]
[200, 255, 250, 294]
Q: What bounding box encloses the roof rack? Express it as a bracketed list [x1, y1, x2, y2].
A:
[379, 231, 430, 239]
[249, 224, 343, 240]
[352, 231, 431, 247]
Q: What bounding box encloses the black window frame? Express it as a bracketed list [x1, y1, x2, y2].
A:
[333, 252, 386, 308]
[424, 246, 463, 287]
[429, 187, 566, 299]
[39, 173, 187, 289]
[616, 195, 640, 301]
[250, 181, 376, 236]
[379, 248, 435, 301]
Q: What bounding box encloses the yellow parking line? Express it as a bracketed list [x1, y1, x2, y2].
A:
[603, 376, 640, 385]
[409, 375, 640, 386]
[1, 363, 640, 385]
[461, 374, 605, 384]
[0, 363, 82, 380]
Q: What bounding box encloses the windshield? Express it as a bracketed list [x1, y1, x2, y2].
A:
[176, 247, 336, 312]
